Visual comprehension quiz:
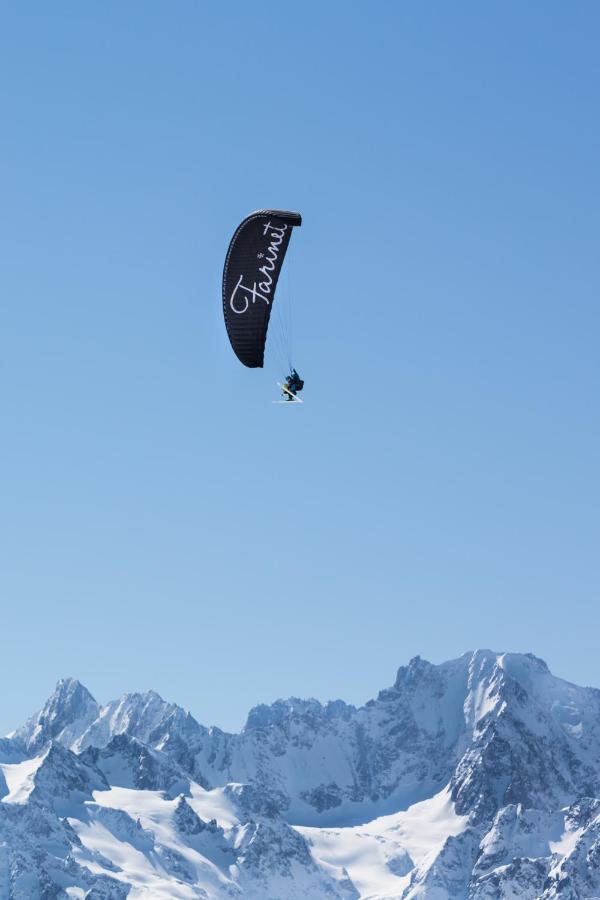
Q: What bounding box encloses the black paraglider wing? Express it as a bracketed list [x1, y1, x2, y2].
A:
[222, 210, 302, 368]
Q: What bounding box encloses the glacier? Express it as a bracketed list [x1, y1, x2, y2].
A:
[2, 650, 600, 897]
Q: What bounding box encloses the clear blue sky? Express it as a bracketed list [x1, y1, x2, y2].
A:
[1, 2, 599, 735]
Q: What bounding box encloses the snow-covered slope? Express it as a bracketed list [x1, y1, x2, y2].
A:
[2, 650, 600, 898]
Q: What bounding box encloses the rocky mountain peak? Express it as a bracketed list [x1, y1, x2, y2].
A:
[15, 677, 100, 754]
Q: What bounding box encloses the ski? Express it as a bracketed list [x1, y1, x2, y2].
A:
[275, 382, 304, 403]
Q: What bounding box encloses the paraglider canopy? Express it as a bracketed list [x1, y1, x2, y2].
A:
[222, 210, 302, 368]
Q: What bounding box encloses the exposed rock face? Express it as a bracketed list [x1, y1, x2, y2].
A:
[80, 732, 190, 797]
[2, 650, 600, 897]
[174, 794, 209, 835]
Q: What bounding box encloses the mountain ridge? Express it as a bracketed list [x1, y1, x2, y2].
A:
[2, 649, 600, 898]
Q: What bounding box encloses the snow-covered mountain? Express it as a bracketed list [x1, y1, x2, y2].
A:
[2, 650, 600, 898]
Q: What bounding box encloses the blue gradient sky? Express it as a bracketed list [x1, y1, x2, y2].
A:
[1, 2, 599, 734]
